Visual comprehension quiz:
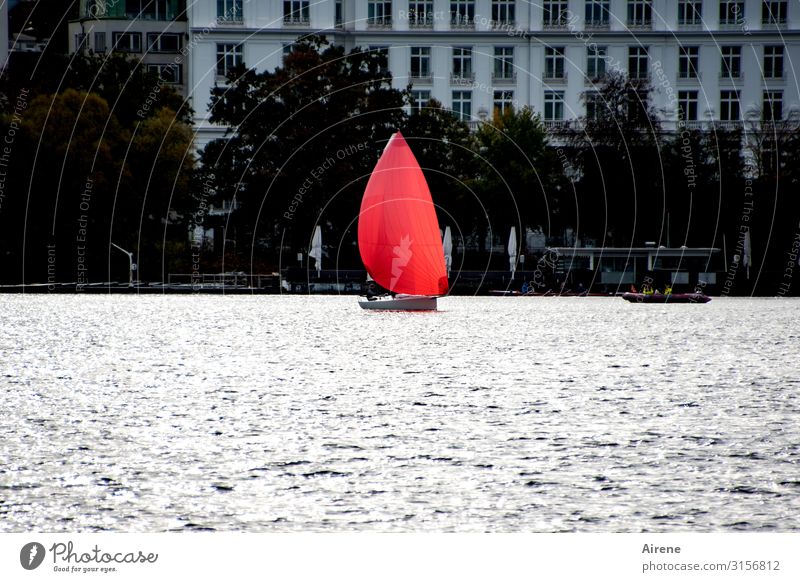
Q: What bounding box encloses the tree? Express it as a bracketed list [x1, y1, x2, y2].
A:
[567, 72, 663, 245]
[472, 106, 566, 247]
[401, 99, 476, 245]
[204, 35, 408, 269]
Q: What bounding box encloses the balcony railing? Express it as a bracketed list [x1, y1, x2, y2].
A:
[490, 19, 517, 30]
[543, 119, 569, 131]
[451, 72, 475, 85]
[492, 72, 517, 84]
[584, 74, 608, 85]
[681, 120, 705, 130]
[761, 17, 787, 28]
[367, 16, 392, 29]
[283, 15, 310, 27]
[409, 71, 433, 84]
[409, 16, 434, 28]
[627, 19, 653, 29]
[542, 19, 568, 29]
[719, 70, 743, 81]
[713, 120, 744, 130]
[543, 71, 568, 83]
[450, 15, 474, 28]
[677, 19, 703, 29]
[677, 71, 702, 81]
[585, 19, 610, 29]
[216, 14, 244, 25]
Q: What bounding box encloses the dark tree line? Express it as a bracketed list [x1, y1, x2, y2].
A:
[0, 51, 195, 285]
[1, 34, 798, 294]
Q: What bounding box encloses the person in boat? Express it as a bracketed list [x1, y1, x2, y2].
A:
[366, 282, 380, 300]
[642, 284, 653, 295]
[664, 284, 673, 295]
[629, 284, 637, 293]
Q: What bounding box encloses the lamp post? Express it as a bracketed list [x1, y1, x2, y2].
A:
[111, 243, 136, 287]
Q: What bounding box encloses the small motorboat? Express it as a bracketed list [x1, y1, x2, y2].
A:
[621, 292, 711, 304]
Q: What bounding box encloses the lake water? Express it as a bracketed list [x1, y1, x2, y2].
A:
[1, 295, 798, 532]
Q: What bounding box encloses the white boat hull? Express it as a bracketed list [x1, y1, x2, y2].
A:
[358, 295, 438, 311]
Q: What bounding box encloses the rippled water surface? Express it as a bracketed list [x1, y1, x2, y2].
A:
[1, 295, 799, 532]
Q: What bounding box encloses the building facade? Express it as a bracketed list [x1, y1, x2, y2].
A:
[67, 0, 190, 98]
[187, 0, 800, 147]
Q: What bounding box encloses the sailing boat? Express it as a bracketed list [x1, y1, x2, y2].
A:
[358, 132, 448, 310]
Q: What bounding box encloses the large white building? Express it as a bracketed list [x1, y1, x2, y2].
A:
[186, 0, 799, 147]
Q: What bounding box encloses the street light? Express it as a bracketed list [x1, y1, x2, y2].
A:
[111, 243, 136, 287]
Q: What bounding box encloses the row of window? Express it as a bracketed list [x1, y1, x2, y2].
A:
[88, 0, 179, 21]
[405, 45, 785, 83]
[212, 0, 790, 28]
[411, 88, 785, 122]
[78, 31, 183, 54]
[212, 41, 785, 87]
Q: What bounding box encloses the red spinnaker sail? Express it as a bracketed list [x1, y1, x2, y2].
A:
[358, 132, 448, 296]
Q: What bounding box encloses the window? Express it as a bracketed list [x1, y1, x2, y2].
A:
[679, 46, 699, 78]
[94, 32, 106, 53]
[147, 33, 180, 53]
[585, 92, 604, 120]
[721, 46, 741, 78]
[493, 90, 515, 116]
[494, 47, 514, 79]
[283, 0, 310, 24]
[543, 1, 569, 27]
[627, 0, 652, 26]
[410, 46, 431, 79]
[544, 91, 564, 121]
[585, 0, 610, 26]
[545, 46, 565, 79]
[410, 90, 430, 114]
[762, 1, 787, 25]
[678, 0, 702, 25]
[368, 0, 392, 26]
[452, 90, 472, 121]
[75, 33, 88, 53]
[408, 1, 433, 26]
[134, 0, 172, 20]
[719, 1, 744, 25]
[216, 43, 243, 76]
[217, 0, 243, 22]
[452, 47, 473, 79]
[492, 0, 515, 25]
[335, 0, 343, 25]
[678, 91, 698, 121]
[628, 46, 649, 79]
[450, 1, 475, 27]
[719, 90, 740, 121]
[763, 90, 782, 121]
[147, 63, 182, 84]
[113, 32, 141, 52]
[587, 46, 607, 79]
[764, 46, 783, 79]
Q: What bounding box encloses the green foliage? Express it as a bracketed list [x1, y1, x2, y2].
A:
[402, 99, 475, 235]
[203, 35, 408, 264]
[473, 106, 566, 243]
